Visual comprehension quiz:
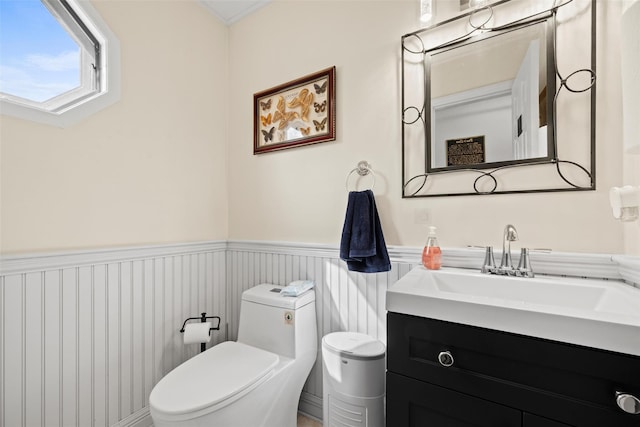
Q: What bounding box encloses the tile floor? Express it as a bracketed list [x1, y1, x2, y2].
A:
[297, 412, 323, 427]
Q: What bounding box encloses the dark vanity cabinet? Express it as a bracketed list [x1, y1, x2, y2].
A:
[386, 312, 640, 427]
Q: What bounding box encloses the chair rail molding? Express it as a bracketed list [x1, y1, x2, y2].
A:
[0, 241, 227, 276]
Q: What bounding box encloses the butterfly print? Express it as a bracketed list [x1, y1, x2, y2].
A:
[300, 127, 311, 136]
[273, 96, 300, 130]
[259, 99, 272, 111]
[314, 81, 327, 94]
[313, 118, 327, 131]
[260, 113, 272, 127]
[287, 88, 314, 122]
[262, 126, 275, 142]
[314, 100, 326, 113]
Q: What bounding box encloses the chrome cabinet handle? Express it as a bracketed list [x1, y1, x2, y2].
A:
[438, 351, 454, 367]
[616, 392, 640, 414]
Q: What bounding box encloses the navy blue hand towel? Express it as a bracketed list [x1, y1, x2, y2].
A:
[340, 190, 391, 273]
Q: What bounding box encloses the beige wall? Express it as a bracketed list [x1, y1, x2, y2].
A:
[1, 0, 635, 256]
[0, 0, 229, 254]
[621, 0, 640, 255]
[623, 156, 640, 255]
[227, 0, 627, 253]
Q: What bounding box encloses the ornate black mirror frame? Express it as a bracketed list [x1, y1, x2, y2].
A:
[401, 0, 596, 198]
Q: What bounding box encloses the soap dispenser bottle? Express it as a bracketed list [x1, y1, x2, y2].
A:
[422, 226, 442, 270]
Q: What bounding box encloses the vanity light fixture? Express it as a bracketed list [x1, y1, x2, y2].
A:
[469, 0, 488, 8]
[610, 186, 640, 222]
[419, 0, 434, 23]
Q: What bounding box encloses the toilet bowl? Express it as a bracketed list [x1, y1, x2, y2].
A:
[149, 284, 317, 427]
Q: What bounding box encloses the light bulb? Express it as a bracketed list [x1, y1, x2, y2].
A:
[420, 0, 434, 23]
[469, 0, 488, 8]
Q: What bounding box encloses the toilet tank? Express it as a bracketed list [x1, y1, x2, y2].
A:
[237, 284, 317, 360]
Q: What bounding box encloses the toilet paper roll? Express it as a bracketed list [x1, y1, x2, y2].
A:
[183, 322, 212, 345]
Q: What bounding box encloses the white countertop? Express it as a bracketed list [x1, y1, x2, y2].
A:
[386, 266, 640, 357]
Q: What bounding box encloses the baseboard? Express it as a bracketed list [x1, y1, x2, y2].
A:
[299, 391, 323, 421]
[119, 402, 321, 427]
[113, 407, 153, 427]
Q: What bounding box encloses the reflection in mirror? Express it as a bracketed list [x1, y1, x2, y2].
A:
[401, 0, 596, 198]
[428, 20, 553, 171]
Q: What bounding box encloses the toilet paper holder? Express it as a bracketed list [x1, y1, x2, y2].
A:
[180, 312, 221, 353]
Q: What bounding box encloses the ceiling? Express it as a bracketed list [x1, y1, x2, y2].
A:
[199, 0, 272, 25]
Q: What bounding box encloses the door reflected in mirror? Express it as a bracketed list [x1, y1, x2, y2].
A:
[427, 20, 554, 172]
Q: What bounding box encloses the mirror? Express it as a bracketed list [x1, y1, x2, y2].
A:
[402, 0, 595, 197]
[429, 20, 553, 171]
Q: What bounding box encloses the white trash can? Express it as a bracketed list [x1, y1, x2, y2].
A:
[322, 332, 386, 427]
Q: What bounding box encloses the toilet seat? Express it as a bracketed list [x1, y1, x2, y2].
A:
[150, 341, 279, 420]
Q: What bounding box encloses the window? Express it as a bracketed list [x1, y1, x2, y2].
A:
[0, 0, 119, 127]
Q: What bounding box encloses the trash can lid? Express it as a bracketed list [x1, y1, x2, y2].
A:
[322, 332, 385, 360]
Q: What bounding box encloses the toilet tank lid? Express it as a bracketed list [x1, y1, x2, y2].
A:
[322, 332, 386, 359]
[242, 283, 315, 309]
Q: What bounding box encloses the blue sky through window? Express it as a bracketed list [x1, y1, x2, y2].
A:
[0, 0, 80, 102]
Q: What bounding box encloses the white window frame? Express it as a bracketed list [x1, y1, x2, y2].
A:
[0, 0, 120, 127]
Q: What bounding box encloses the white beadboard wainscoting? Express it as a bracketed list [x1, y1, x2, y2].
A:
[1, 240, 636, 426]
[0, 242, 228, 427]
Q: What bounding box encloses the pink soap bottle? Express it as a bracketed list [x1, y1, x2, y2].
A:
[422, 226, 442, 270]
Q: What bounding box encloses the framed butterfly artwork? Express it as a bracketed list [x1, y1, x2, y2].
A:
[253, 66, 336, 154]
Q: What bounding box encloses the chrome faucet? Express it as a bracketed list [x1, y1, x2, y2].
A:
[480, 224, 534, 278]
[499, 224, 518, 274]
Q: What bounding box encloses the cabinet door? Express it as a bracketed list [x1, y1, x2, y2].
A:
[523, 413, 573, 427]
[387, 372, 521, 427]
[387, 312, 640, 427]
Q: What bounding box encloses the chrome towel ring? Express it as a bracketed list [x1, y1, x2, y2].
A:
[346, 160, 376, 191]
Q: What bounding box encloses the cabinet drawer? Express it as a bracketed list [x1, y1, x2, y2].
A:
[387, 372, 521, 427]
[387, 312, 640, 426]
[523, 413, 572, 427]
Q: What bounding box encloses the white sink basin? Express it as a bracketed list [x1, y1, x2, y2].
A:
[432, 270, 640, 315]
[386, 267, 640, 356]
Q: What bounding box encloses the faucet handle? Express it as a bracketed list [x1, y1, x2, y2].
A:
[481, 246, 496, 274]
[517, 248, 535, 278]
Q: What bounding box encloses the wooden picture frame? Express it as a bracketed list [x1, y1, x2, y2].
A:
[253, 66, 336, 154]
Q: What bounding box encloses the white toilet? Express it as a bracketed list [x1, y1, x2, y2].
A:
[149, 284, 317, 427]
